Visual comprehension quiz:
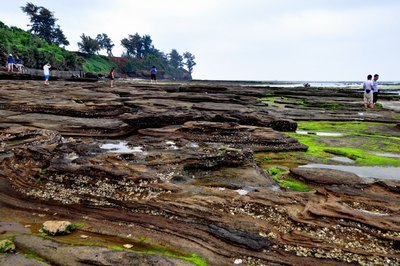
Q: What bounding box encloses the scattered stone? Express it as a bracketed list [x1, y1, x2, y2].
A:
[123, 244, 133, 249]
[41, 221, 75, 236]
[80, 235, 89, 239]
[234, 258, 243, 264]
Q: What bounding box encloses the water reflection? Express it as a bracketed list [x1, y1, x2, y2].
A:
[301, 164, 400, 180]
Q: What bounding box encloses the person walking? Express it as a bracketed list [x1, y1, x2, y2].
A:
[150, 66, 157, 82]
[363, 74, 374, 108]
[109, 67, 115, 88]
[7, 54, 14, 72]
[372, 74, 379, 108]
[43, 63, 51, 85]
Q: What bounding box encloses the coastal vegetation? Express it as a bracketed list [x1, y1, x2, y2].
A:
[1, 2, 196, 79]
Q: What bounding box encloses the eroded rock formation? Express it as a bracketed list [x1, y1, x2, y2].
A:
[1, 80, 400, 265]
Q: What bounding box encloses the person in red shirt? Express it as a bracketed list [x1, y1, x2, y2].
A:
[109, 67, 115, 88]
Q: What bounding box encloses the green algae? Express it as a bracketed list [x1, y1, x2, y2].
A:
[52, 232, 207, 266]
[267, 167, 311, 192]
[324, 147, 400, 166]
[0, 239, 15, 253]
[23, 250, 49, 263]
[296, 121, 369, 133]
[255, 121, 400, 177]
[302, 102, 344, 110]
[105, 244, 207, 266]
[284, 121, 400, 167]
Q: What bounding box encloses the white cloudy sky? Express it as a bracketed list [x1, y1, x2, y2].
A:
[1, 0, 399, 81]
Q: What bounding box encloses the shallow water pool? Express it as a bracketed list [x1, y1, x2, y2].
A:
[301, 164, 400, 180]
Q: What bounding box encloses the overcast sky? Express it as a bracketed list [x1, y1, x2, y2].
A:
[1, 0, 399, 81]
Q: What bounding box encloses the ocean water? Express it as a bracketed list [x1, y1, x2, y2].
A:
[240, 81, 400, 91]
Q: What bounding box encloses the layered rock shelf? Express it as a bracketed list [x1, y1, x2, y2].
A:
[1, 80, 400, 265]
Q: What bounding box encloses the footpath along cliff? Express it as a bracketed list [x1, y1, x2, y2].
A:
[1, 79, 400, 265]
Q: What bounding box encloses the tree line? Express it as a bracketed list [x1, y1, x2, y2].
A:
[20, 2, 196, 76]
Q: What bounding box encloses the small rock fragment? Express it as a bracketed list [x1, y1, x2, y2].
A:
[234, 258, 243, 264]
[41, 221, 75, 236]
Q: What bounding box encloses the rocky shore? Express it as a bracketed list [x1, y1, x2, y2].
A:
[1, 79, 400, 265]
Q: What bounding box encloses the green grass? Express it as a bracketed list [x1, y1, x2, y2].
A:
[0, 21, 81, 70]
[83, 55, 116, 74]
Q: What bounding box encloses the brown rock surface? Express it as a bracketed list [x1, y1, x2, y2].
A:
[0, 80, 400, 265]
[290, 167, 367, 186]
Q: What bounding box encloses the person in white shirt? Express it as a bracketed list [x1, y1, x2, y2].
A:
[43, 63, 51, 85]
[363, 74, 374, 108]
[372, 74, 379, 108]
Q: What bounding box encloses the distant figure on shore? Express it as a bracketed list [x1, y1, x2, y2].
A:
[43, 63, 51, 85]
[372, 74, 379, 108]
[16, 58, 24, 73]
[304, 83, 310, 88]
[363, 74, 374, 108]
[7, 54, 14, 72]
[150, 66, 157, 82]
[109, 67, 115, 88]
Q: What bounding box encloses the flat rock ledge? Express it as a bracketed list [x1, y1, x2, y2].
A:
[290, 167, 368, 186]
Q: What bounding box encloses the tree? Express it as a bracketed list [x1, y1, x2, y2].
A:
[77, 34, 100, 55]
[21, 2, 69, 46]
[96, 33, 114, 56]
[169, 49, 183, 69]
[142, 35, 154, 57]
[183, 52, 196, 75]
[121, 33, 143, 58]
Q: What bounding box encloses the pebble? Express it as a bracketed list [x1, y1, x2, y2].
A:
[123, 244, 133, 249]
[80, 235, 89, 239]
[234, 258, 243, 264]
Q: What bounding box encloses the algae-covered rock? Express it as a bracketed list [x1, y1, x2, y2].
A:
[0, 239, 15, 253]
[41, 221, 75, 236]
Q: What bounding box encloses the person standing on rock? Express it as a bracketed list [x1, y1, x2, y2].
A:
[7, 54, 14, 72]
[372, 74, 379, 108]
[363, 74, 374, 108]
[16, 58, 24, 73]
[43, 63, 51, 85]
[109, 67, 115, 88]
[150, 66, 157, 82]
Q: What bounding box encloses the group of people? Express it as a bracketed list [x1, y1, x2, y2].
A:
[7, 54, 24, 73]
[7, 53, 51, 85]
[363, 74, 379, 108]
